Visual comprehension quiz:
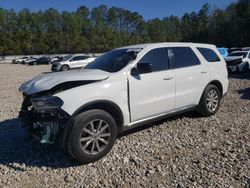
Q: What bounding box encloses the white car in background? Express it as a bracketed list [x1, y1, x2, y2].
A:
[225, 51, 250, 73]
[51, 55, 96, 71]
[12, 56, 31, 64]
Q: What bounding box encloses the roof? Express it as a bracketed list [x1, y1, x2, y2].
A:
[117, 42, 216, 50]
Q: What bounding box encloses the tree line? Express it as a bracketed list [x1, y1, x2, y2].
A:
[0, 0, 249, 55]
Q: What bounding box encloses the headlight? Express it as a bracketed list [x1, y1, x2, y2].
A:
[31, 96, 63, 112]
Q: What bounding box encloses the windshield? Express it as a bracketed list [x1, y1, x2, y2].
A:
[84, 48, 141, 73]
[228, 52, 247, 58]
[62, 55, 72, 61]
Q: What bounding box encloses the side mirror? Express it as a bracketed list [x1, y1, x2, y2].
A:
[131, 67, 139, 76]
[131, 63, 152, 75]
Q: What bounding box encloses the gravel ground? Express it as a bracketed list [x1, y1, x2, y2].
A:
[0, 64, 249, 187]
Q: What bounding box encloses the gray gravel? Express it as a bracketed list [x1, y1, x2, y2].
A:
[0, 64, 249, 187]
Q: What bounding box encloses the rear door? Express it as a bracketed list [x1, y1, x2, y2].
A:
[168, 47, 210, 109]
[77, 56, 92, 68]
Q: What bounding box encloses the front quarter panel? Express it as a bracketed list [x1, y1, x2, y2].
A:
[54, 75, 130, 125]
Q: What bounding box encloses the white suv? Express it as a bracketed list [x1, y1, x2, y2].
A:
[51, 54, 95, 71]
[19, 43, 228, 163]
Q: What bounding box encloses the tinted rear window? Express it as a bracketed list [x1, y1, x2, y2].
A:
[198, 47, 220, 62]
[167, 47, 200, 69]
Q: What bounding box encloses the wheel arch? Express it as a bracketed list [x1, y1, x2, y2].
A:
[207, 80, 223, 97]
[61, 64, 70, 70]
[198, 80, 223, 104]
[72, 100, 124, 134]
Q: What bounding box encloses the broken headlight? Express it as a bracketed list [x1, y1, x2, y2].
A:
[31, 96, 63, 112]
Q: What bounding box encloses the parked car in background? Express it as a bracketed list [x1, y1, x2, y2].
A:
[217, 47, 228, 58]
[29, 56, 50, 65]
[228, 47, 250, 54]
[19, 42, 228, 163]
[50, 56, 63, 64]
[23, 57, 38, 65]
[12, 56, 30, 64]
[51, 54, 95, 71]
[224, 51, 250, 73]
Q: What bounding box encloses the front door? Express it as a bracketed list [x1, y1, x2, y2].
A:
[128, 48, 175, 122]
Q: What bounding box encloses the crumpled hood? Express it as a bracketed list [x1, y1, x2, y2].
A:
[19, 69, 110, 95]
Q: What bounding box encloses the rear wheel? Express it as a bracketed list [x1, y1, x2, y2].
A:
[61, 65, 69, 71]
[68, 110, 117, 164]
[197, 85, 221, 116]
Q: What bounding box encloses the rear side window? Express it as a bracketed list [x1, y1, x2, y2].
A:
[167, 47, 200, 69]
[138, 48, 169, 72]
[71, 56, 86, 61]
[197, 48, 220, 62]
[78, 56, 88, 60]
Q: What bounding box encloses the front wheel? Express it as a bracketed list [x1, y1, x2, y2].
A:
[61, 65, 69, 71]
[197, 85, 221, 117]
[67, 109, 117, 164]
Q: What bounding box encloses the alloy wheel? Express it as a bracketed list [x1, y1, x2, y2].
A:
[79, 119, 111, 155]
[206, 89, 219, 112]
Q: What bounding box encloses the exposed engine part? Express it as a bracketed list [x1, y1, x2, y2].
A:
[34, 121, 59, 144]
[19, 94, 70, 145]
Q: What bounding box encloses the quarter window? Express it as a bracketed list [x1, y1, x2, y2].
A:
[197, 47, 220, 62]
[167, 47, 200, 69]
[138, 48, 168, 72]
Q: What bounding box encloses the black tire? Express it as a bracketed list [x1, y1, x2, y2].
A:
[197, 85, 221, 117]
[67, 109, 117, 164]
[61, 65, 69, 71]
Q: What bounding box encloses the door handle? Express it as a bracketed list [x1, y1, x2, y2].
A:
[164, 76, 173, 80]
[201, 70, 207, 74]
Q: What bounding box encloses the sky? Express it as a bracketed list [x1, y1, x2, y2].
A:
[0, 0, 237, 20]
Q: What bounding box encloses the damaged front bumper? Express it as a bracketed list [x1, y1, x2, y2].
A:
[19, 94, 70, 147]
[226, 59, 248, 72]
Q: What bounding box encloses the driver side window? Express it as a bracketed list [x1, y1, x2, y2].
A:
[138, 48, 169, 73]
[71, 57, 78, 61]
